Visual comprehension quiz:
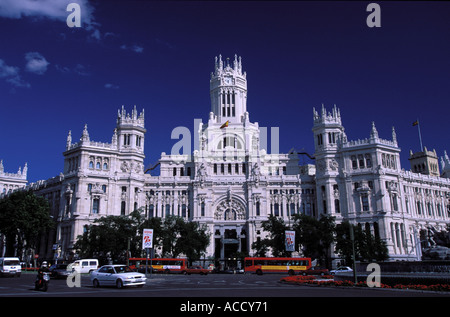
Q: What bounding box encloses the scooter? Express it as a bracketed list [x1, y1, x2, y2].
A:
[35, 272, 50, 291]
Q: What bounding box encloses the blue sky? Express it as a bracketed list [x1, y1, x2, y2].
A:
[0, 1, 449, 182]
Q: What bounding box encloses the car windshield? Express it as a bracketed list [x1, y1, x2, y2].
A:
[115, 266, 133, 273]
[4, 260, 20, 266]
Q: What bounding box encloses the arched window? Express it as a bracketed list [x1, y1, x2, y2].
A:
[103, 163, 108, 170]
[89, 161, 94, 169]
[96, 162, 100, 169]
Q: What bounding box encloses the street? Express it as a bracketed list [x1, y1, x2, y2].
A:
[1, 272, 449, 297]
[1, 272, 448, 314]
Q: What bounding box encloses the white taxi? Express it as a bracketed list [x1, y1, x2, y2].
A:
[90, 265, 146, 289]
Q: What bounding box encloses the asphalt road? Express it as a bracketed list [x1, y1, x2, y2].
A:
[1, 272, 448, 314]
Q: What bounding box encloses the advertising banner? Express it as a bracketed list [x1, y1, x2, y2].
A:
[285, 230, 295, 252]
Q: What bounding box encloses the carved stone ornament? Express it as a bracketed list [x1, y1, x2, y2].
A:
[329, 159, 339, 171]
[120, 161, 129, 172]
[215, 197, 245, 220]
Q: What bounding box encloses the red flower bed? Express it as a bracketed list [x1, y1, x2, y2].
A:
[280, 275, 316, 283]
[280, 276, 450, 292]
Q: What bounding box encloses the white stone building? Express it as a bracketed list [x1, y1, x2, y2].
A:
[0, 160, 28, 197]
[25, 55, 450, 263]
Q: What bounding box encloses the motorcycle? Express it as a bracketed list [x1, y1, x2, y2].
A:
[35, 272, 50, 291]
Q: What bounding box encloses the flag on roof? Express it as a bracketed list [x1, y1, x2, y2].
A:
[220, 120, 229, 129]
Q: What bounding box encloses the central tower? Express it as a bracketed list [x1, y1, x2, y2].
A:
[210, 55, 247, 124]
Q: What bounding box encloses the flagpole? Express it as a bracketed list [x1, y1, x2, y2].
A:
[416, 118, 423, 152]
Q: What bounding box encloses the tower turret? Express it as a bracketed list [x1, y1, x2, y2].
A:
[312, 104, 345, 154]
[116, 105, 146, 153]
[210, 55, 247, 124]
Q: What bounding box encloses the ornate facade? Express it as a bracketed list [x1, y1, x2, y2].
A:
[0, 160, 28, 197]
[18, 55, 450, 263]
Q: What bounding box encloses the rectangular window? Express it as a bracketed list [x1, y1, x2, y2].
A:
[351, 156, 357, 169]
[334, 199, 340, 213]
[121, 201, 126, 215]
[92, 198, 99, 214]
[365, 154, 372, 168]
[149, 204, 154, 218]
[358, 154, 365, 168]
[361, 194, 369, 211]
[392, 193, 398, 211]
[182, 204, 187, 218]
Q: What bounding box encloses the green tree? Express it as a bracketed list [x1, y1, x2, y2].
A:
[335, 221, 388, 264]
[74, 213, 210, 265]
[74, 211, 142, 264]
[175, 220, 210, 264]
[292, 214, 336, 266]
[253, 215, 290, 257]
[251, 238, 270, 257]
[0, 190, 53, 258]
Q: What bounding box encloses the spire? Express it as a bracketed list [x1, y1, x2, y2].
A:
[112, 128, 118, 145]
[116, 106, 145, 128]
[0, 159, 3, 173]
[392, 126, 397, 144]
[81, 124, 90, 142]
[66, 130, 72, 149]
[132, 105, 137, 120]
[370, 122, 378, 139]
[22, 162, 27, 177]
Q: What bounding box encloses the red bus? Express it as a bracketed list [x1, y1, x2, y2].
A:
[244, 257, 311, 275]
[128, 258, 187, 274]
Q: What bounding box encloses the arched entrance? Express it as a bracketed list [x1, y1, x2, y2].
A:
[212, 194, 247, 270]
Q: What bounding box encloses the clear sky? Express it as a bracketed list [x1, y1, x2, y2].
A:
[0, 1, 449, 182]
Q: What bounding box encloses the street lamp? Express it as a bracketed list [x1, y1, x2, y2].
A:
[349, 225, 358, 284]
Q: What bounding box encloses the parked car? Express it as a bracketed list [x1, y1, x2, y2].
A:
[330, 266, 353, 275]
[182, 265, 210, 275]
[49, 263, 71, 279]
[90, 265, 147, 288]
[301, 266, 330, 276]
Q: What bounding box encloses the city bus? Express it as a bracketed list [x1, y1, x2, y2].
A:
[128, 258, 187, 274]
[244, 257, 311, 275]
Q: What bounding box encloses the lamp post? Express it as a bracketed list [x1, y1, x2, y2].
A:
[349, 225, 358, 284]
